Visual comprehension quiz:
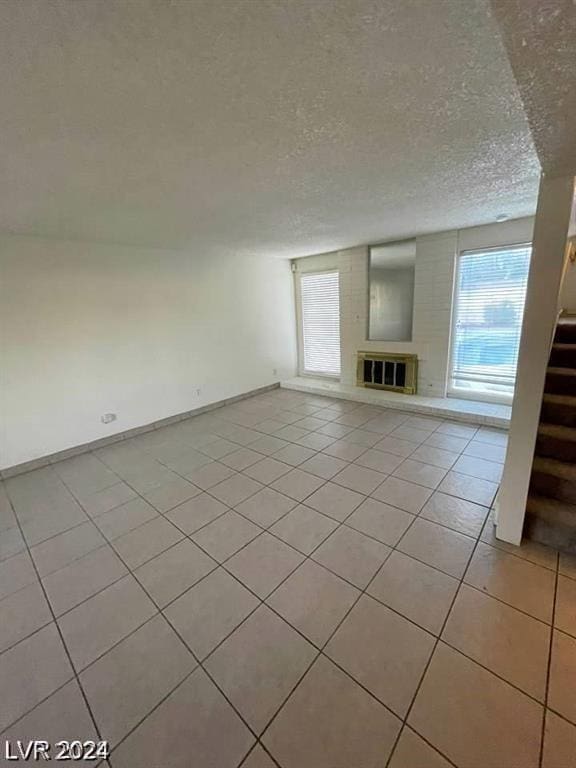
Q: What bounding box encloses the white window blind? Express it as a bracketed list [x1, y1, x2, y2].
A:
[449, 243, 531, 401]
[300, 271, 341, 377]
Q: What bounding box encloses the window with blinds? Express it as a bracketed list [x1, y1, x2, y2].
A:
[449, 243, 531, 401]
[300, 271, 341, 377]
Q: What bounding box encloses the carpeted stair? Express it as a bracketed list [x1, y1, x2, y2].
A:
[525, 316, 576, 552]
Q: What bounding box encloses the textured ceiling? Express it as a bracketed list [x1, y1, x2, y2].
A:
[0, 0, 541, 256]
[491, 0, 576, 178]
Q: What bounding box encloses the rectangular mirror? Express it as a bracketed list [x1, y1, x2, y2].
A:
[368, 239, 415, 341]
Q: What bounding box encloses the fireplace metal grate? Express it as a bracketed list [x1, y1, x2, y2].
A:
[356, 352, 418, 394]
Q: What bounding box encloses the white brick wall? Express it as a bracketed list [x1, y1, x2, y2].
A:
[293, 217, 534, 398]
[412, 232, 458, 396]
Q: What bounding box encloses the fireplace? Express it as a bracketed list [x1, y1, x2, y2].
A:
[356, 351, 418, 394]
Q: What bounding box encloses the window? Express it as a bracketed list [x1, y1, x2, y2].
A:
[449, 243, 531, 402]
[299, 271, 341, 377]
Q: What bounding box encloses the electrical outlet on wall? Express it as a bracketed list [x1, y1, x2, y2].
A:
[101, 413, 117, 424]
[272, 368, 278, 377]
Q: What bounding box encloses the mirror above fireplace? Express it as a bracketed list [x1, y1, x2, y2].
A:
[368, 240, 415, 341]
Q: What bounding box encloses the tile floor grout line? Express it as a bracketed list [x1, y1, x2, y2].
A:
[44, 471, 208, 685]
[26, 536, 111, 579]
[382, 533, 485, 768]
[105, 617, 262, 762]
[238, 493, 432, 756]
[50, 487, 267, 768]
[108, 578, 269, 761]
[552, 624, 576, 642]
[5, 395, 486, 488]
[251, 475, 458, 763]
[25, 475, 552, 732]
[0, 392, 511, 764]
[1, 421, 525, 653]
[56, 458, 291, 761]
[0, 564, 132, 657]
[147, 469, 410, 759]
[55, 439, 322, 628]
[0, 672, 105, 742]
[0, 421, 507, 628]
[539, 554, 560, 768]
[6, 502, 538, 758]
[238, 742, 282, 768]
[3, 515, 95, 560]
[251, 526, 410, 758]
[545, 703, 576, 729]
[385, 494, 554, 768]
[431, 636, 552, 710]
[84, 401, 496, 536]
[0, 485, 106, 747]
[451, 579, 555, 629]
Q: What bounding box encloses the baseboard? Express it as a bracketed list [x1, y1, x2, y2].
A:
[1, 382, 281, 480]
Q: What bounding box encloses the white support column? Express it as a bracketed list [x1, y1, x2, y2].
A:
[496, 174, 575, 544]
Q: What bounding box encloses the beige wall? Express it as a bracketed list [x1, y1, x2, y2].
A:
[0, 236, 297, 469]
[293, 216, 534, 397]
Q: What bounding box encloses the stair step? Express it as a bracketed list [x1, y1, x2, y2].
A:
[538, 423, 576, 441]
[530, 456, 576, 504]
[533, 455, 576, 480]
[542, 393, 576, 406]
[525, 494, 576, 553]
[555, 318, 576, 343]
[536, 422, 576, 462]
[545, 367, 576, 396]
[541, 393, 576, 427]
[550, 343, 576, 368]
[540, 394, 576, 427]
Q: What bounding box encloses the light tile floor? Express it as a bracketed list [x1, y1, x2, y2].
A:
[0, 388, 573, 767]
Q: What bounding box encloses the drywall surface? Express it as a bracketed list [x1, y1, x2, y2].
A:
[0, 236, 296, 468]
[293, 217, 534, 396]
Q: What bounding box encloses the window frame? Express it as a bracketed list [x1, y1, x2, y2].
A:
[447, 241, 531, 405]
[294, 267, 341, 380]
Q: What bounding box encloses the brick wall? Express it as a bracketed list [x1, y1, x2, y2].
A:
[292, 217, 534, 398]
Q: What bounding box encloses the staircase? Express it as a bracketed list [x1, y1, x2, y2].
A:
[525, 316, 576, 552]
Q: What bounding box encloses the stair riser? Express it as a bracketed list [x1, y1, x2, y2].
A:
[524, 513, 576, 554]
[549, 347, 576, 368]
[544, 372, 576, 396]
[555, 325, 576, 344]
[530, 471, 576, 505]
[536, 434, 576, 463]
[541, 401, 576, 427]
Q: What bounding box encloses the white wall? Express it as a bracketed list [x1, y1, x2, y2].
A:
[496, 176, 575, 544]
[293, 216, 534, 396]
[560, 196, 576, 309]
[0, 236, 297, 469]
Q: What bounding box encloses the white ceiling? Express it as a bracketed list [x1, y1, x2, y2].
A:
[0, 0, 542, 257]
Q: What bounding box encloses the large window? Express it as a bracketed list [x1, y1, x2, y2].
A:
[449, 243, 531, 402]
[299, 271, 341, 377]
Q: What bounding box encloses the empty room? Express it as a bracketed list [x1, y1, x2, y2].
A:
[1, 1, 576, 766]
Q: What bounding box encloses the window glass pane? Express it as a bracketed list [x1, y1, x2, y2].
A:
[450, 244, 531, 400]
[300, 271, 341, 376]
